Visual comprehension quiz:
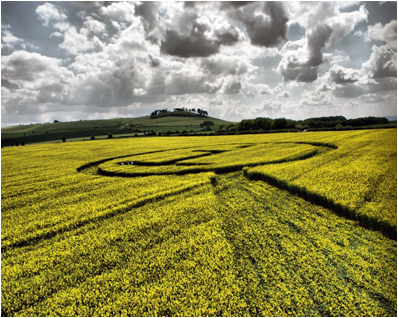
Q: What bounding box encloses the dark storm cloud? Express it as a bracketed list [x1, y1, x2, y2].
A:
[160, 8, 240, 58]
[233, 1, 288, 47]
[278, 24, 333, 83]
[159, 6, 218, 58]
[307, 24, 333, 67]
[214, 25, 240, 46]
[134, 1, 158, 33]
[278, 62, 318, 83]
[160, 29, 220, 58]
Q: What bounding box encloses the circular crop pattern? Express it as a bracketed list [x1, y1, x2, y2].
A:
[78, 142, 332, 178]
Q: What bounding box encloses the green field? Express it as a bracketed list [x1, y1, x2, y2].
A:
[1, 114, 234, 146]
[1, 129, 396, 316]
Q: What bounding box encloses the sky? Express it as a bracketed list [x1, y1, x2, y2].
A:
[1, 1, 397, 127]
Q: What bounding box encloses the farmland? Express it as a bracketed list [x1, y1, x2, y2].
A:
[1, 114, 234, 146]
[1, 129, 397, 316]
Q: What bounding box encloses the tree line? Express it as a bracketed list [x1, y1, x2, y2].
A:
[300, 116, 388, 129]
[150, 108, 208, 118]
[235, 117, 296, 131]
[233, 116, 389, 132]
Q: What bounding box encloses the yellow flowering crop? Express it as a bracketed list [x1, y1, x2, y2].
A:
[1, 130, 396, 316]
[246, 129, 397, 238]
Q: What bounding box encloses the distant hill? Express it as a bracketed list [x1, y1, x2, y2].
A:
[1, 115, 235, 146]
[3, 113, 395, 147]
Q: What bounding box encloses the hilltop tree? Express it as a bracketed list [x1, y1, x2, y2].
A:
[197, 109, 208, 116]
[150, 108, 171, 118]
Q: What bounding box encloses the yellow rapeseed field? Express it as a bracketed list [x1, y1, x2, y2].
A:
[1, 130, 396, 316]
[246, 129, 397, 237]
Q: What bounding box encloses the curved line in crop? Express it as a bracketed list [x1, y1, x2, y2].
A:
[76, 141, 336, 177]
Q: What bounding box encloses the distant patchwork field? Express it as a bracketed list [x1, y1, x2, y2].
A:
[1, 129, 396, 316]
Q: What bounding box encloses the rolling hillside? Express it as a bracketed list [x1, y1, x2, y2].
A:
[1, 114, 234, 146]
